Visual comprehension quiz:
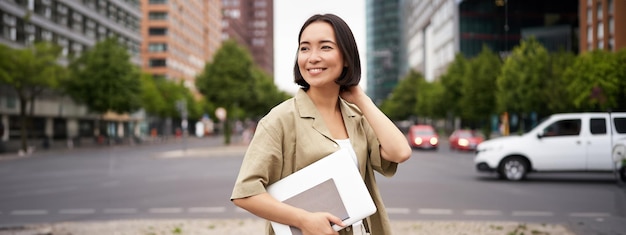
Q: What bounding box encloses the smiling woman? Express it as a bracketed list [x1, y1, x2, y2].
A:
[231, 13, 411, 235]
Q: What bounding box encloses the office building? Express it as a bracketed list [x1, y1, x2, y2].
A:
[580, 0, 625, 52]
[401, 0, 459, 82]
[141, 0, 222, 91]
[366, 0, 401, 105]
[0, 0, 142, 149]
[221, 0, 273, 76]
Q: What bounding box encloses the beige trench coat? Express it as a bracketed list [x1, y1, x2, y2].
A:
[231, 89, 398, 235]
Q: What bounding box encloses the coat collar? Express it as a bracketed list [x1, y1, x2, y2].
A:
[294, 88, 358, 141]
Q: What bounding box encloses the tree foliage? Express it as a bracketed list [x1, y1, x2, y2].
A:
[64, 37, 141, 114]
[496, 37, 549, 116]
[461, 45, 501, 124]
[195, 39, 290, 144]
[0, 42, 66, 151]
[564, 49, 626, 111]
[380, 70, 422, 120]
[439, 54, 469, 117]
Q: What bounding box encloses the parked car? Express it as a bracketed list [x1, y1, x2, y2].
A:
[449, 129, 483, 151]
[407, 125, 438, 150]
[474, 112, 626, 181]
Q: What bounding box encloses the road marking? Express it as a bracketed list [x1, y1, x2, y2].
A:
[59, 209, 95, 214]
[103, 208, 137, 214]
[188, 207, 225, 213]
[418, 208, 453, 215]
[512, 211, 554, 216]
[569, 212, 611, 217]
[11, 210, 48, 215]
[386, 208, 410, 214]
[149, 208, 183, 214]
[463, 210, 502, 216]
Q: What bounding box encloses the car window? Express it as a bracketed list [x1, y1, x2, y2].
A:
[542, 119, 581, 137]
[414, 129, 434, 135]
[590, 118, 607, 135]
[614, 117, 626, 134]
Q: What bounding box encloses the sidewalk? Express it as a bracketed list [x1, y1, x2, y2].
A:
[0, 219, 578, 235]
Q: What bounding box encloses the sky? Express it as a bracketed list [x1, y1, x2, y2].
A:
[273, 0, 367, 95]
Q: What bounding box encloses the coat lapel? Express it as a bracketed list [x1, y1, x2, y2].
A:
[295, 89, 334, 141]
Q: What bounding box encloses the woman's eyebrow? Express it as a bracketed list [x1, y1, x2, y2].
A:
[299, 39, 337, 45]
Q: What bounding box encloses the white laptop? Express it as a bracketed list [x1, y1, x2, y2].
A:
[267, 148, 377, 235]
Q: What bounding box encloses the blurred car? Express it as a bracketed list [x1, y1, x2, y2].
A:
[407, 125, 438, 150]
[448, 129, 483, 151]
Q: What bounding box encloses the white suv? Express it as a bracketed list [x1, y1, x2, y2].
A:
[474, 112, 626, 181]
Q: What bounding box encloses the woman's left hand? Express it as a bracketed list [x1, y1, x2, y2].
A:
[339, 85, 367, 105]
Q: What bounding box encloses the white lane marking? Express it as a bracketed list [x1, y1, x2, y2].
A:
[11, 210, 48, 215]
[59, 209, 95, 214]
[418, 208, 453, 215]
[569, 212, 611, 217]
[386, 208, 410, 214]
[463, 210, 502, 216]
[188, 207, 225, 213]
[103, 208, 138, 214]
[149, 208, 183, 214]
[512, 211, 554, 217]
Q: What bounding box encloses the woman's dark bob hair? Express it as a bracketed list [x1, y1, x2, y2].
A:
[293, 14, 361, 91]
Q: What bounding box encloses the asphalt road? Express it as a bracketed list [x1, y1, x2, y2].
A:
[0, 136, 625, 234]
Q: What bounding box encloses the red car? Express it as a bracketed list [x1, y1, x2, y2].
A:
[407, 125, 438, 150]
[448, 129, 483, 151]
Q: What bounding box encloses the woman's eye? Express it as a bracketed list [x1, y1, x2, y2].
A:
[299, 47, 309, 51]
[322, 45, 333, 50]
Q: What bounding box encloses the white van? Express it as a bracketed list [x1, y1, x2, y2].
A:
[474, 112, 626, 181]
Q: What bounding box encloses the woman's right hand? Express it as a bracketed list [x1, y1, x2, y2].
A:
[299, 212, 345, 235]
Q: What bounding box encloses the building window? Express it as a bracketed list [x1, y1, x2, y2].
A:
[149, 0, 168, 4]
[587, 26, 592, 44]
[97, 0, 107, 15]
[597, 22, 603, 39]
[54, 3, 69, 26]
[609, 17, 614, 35]
[609, 37, 614, 50]
[597, 2, 602, 19]
[35, 0, 53, 18]
[6, 95, 16, 109]
[608, 0, 613, 14]
[71, 12, 83, 33]
[2, 14, 17, 41]
[84, 0, 96, 9]
[149, 27, 167, 35]
[85, 19, 96, 38]
[148, 43, 168, 52]
[149, 59, 167, 67]
[149, 12, 168, 20]
[598, 40, 603, 49]
[56, 36, 69, 56]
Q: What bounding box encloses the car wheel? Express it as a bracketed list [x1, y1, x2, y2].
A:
[498, 157, 528, 181]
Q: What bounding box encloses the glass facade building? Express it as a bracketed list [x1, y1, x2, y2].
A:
[366, 0, 401, 105]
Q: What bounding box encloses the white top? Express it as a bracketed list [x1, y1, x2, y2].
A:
[335, 139, 359, 169]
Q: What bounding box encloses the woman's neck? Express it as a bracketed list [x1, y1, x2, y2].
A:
[306, 87, 341, 113]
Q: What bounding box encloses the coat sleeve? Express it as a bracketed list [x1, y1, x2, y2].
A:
[363, 117, 398, 177]
[230, 118, 285, 200]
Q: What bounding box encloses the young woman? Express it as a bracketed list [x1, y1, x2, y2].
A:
[231, 14, 411, 235]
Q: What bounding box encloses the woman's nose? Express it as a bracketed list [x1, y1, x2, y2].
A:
[308, 50, 321, 63]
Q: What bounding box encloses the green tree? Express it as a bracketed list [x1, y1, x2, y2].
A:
[64, 38, 141, 115]
[496, 38, 550, 116]
[139, 73, 166, 117]
[380, 70, 422, 121]
[462, 45, 501, 138]
[564, 49, 626, 111]
[439, 54, 468, 117]
[0, 42, 66, 152]
[248, 67, 291, 118]
[195, 40, 256, 144]
[544, 50, 577, 113]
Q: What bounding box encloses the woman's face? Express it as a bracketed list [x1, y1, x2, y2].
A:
[297, 21, 345, 90]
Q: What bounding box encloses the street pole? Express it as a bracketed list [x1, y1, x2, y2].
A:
[176, 100, 188, 154]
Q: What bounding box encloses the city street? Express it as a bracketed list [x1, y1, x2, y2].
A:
[0, 136, 625, 234]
